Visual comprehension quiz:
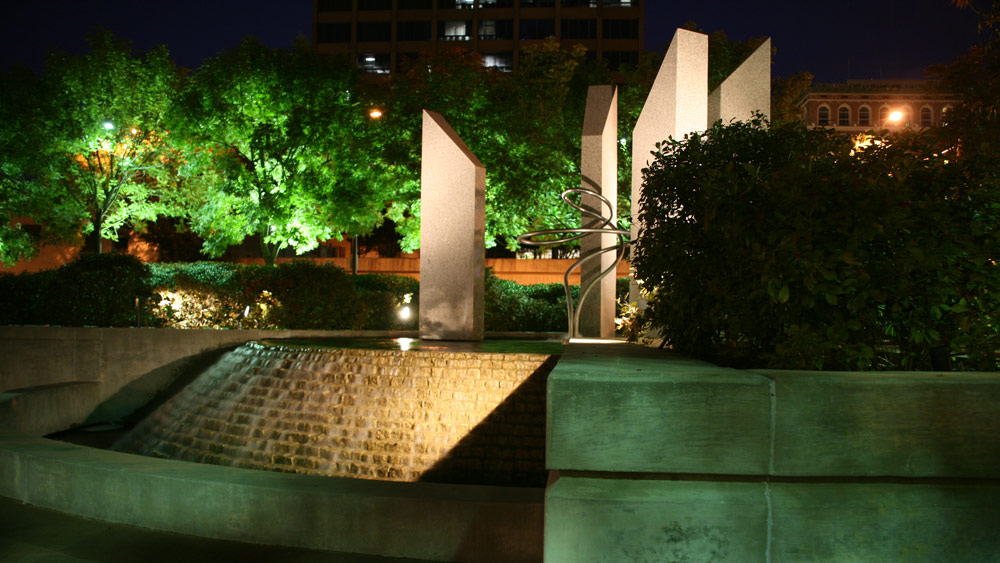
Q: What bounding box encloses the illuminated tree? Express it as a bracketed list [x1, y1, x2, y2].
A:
[0, 32, 183, 260]
[385, 41, 593, 253]
[175, 39, 387, 266]
[47, 32, 183, 254]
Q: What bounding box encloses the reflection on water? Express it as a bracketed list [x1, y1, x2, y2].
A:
[257, 337, 566, 356]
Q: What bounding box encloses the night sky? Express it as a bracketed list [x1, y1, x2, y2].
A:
[0, 1, 985, 82]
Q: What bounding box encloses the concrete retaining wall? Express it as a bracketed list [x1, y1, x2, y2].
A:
[546, 342, 1000, 562]
[0, 326, 413, 435]
[0, 430, 543, 562]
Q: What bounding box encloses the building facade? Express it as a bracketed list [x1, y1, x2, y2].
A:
[313, 0, 643, 74]
[798, 79, 957, 133]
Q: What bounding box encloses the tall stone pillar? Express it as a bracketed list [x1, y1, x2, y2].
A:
[630, 29, 708, 306]
[419, 110, 485, 341]
[708, 38, 771, 126]
[579, 85, 618, 338]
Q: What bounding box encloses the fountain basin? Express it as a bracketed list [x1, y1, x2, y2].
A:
[116, 339, 561, 487]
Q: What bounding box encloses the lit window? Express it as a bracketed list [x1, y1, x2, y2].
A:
[441, 21, 470, 40]
[920, 107, 933, 127]
[358, 53, 391, 74]
[858, 106, 871, 127]
[838, 106, 850, 126]
[818, 106, 830, 126]
[480, 20, 513, 40]
[482, 52, 513, 72]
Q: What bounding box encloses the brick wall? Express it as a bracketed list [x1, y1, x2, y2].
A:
[116, 342, 556, 487]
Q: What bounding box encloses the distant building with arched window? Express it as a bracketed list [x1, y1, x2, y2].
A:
[798, 80, 956, 133]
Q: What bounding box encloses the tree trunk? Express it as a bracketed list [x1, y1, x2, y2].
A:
[260, 234, 278, 267]
[94, 214, 103, 254]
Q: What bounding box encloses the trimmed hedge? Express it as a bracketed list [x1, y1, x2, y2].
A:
[1, 256, 630, 333]
[634, 118, 1000, 370]
[0, 253, 151, 327]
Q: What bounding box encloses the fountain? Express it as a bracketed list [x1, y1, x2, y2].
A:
[114, 338, 560, 487]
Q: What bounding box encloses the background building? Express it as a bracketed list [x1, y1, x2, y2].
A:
[313, 0, 643, 74]
[798, 79, 956, 133]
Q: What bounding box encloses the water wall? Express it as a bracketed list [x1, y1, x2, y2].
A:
[116, 342, 556, 487]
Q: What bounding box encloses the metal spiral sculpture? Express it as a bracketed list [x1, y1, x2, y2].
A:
[517, 176, 631, 338]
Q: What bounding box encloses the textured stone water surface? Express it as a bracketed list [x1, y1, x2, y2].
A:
[115, 341, 556, 486]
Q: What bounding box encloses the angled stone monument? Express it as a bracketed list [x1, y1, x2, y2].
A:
[708, 38, 771, 125]
[630, 28, 708, 305]
[579, 85, 618, 339]
[419, 110, 485, 341]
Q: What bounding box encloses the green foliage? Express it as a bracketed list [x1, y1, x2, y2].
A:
[0, 254, 151, 327]
[174, 39, 384, 265]
[40, 31, 185, 254]
[634, 117, 1000, 370]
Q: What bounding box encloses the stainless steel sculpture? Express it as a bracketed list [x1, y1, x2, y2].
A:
[517, 177, 630, 338]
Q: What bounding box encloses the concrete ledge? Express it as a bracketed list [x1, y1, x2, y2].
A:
[0, 430, 542, 562]
[545, 475, 1000, 562]
[545, 476, 767, 563]
[0, 382, 101, 435]
[547, 343, 772, 474]
[766, 370, 1000, 478]
[770, 482, 1000, 561]
[548, 343, 1000, 479]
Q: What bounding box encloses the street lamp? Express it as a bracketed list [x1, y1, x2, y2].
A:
[887, 110, 903, 125]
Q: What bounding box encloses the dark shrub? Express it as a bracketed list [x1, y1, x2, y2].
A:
[634, 117, 1000, 370]
[0, 253, 151, 327]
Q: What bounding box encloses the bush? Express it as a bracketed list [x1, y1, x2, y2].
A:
[0, 253, 151, 327]
[633, 117, 1000, 370]
[351, 273, 419, 330]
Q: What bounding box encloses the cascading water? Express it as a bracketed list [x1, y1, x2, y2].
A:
[115, 340, 558, 487]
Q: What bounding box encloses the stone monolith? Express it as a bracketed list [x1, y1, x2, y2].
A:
[579, 85, 618, 338]
[419, 110, 485, 341]
[630, 28, 708, 305]
[708, 38, 771, 125]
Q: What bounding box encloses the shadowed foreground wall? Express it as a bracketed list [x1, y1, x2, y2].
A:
[545, 342, 1000, 562]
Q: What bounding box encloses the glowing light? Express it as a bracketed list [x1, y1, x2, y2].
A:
[103, 121, 114, 130]
[398, 305, 411, 320]
[568, 337, 625, 344]
[888, 110, 903, 123]
[131, 127, 138, 135]
[365, 56, 376, 62]
[369, 108, 383, 119]
[397, 337, 414, 351]
[619, 137, 628, 146]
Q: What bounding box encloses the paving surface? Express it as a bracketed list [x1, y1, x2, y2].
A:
[0, 496, 430, 563]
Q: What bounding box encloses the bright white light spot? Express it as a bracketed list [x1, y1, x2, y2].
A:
[397, 337, 414, 351]
[365, 56, 376, 62]
[402, 293, 412, 304]
[888, 111, 903, 122]
[103, 121, 114, 130]
[243, 305, 250, 317]
[399, 306, 411, 320]
[369, 108, 383, 119]
[131, 128, 138, 135]
[619, 137, 627, 146]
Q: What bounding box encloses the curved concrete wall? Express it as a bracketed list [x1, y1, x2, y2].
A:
[0, 430, 543, 562]
[0, 327, 415, 435]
